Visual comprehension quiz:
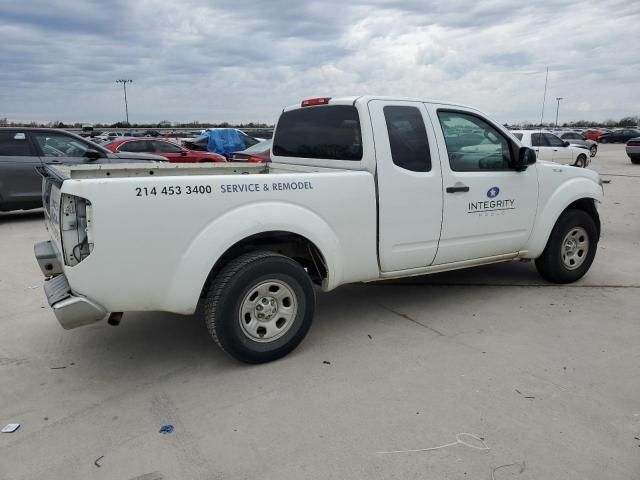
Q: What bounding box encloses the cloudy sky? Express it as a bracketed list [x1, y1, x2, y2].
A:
[1, 0, 639, 125]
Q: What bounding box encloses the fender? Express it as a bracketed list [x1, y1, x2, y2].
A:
[523, 177, 603, 258]
[162, 201, 343, 314]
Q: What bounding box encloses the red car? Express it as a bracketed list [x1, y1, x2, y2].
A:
[582, 129, 607, 142]
[104, 138, 226, 163]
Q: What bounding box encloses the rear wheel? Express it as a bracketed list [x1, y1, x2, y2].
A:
[599, 137, 608, 144]
[204, 251, 315, 363]
[535, 209, 598, 283]
[631, 157, 640, 165]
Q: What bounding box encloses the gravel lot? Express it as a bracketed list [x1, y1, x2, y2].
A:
[1, 144, 638, 480]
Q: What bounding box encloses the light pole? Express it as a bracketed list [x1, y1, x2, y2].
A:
[116, 79, 133, 125]
[555, 97, 563, 127]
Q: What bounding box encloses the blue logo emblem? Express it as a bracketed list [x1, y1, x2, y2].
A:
[487, 187, 500, 198]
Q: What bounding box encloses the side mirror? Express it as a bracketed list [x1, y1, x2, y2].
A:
[562, 141, 570, 147]
[516, 146, 536, 171]
[84, 148, 102, 161]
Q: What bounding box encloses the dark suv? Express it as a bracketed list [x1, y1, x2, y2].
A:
[0, 128, 167, 211]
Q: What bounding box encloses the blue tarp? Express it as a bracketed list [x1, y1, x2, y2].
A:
[200, 129, 246, 155]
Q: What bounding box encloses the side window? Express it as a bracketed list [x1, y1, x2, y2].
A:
[383, 106, 431, 172]
[119, 141, 151, 153]
[531, 133, 547, 147]
[152, 141, 182, 153]
[437, 111, 512, 171]
[32, 132, 90, 157]
[544, 133, 564, 147]
[0, 132, 34, 156]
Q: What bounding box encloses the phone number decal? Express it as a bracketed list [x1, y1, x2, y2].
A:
[135, 185, 212, 197]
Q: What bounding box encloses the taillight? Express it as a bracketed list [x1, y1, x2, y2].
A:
[247, 155, 267, 163]
[301, 97, 331, 107]
[59, 194, 93, 266]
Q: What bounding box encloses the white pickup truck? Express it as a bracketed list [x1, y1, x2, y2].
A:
[35, 96, 603, 363]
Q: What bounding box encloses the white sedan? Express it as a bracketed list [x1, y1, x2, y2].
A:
[511, 130, 591, 167]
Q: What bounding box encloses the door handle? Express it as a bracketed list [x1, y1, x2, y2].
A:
[446, 185, 470, 193]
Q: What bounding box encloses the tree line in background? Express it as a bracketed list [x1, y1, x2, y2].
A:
[0, 119, 274, 129]
[509, 116, 639, 129]
[1, 116, 638, 129]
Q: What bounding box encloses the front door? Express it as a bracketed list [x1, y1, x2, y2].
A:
[369, 100, 443, 272]
[30, 131, 102, 167]
[530, 132, 554, 161]
[545, 133, 574, 165]
[427, 106, 539, 265]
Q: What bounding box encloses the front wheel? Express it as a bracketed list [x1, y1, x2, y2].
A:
[589, 145, 597, 157]
[573, 154, 588, 168]
[535, 209, 598, 283]
[204, 251, 315, 363]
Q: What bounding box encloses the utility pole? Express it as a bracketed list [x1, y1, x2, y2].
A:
[116, 79, 133, 125]
[555, 97, 563, 127]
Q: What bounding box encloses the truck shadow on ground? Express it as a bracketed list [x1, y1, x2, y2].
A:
[66, 261, 544, 374]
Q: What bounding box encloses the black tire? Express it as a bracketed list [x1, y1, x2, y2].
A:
[589, 145, 597, 157]
[631, 157, 640, 165]
[204, 250, 315, 363]
[535, 209, 598, 283]
[574, 154, 587, 168]
[599, 137, 607, 144]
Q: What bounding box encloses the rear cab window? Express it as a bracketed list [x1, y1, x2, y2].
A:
[273, 105, 362, 161]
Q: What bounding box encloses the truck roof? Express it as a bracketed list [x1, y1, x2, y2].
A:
[282, 95, 474, 112]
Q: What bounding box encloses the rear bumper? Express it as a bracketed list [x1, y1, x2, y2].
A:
[35, 241, 108, 329]
[43, 274, 107, 330]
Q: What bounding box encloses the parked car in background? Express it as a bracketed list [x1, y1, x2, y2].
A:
[511, 130, 591, 167]
[598, 129, 640, 143]
[93, 131, 127, 143]
[182, 129, 262, 157]
[104, 138, 226, 163]
[556, 131, 598, 157]
[229, 139, 272, 163]
[0, 128, 166, 211]
[626, 137, 640, 164]
[583, 129, 607, 142]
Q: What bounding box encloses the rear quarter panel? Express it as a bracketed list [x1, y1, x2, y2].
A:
[60, 170, 379, 314]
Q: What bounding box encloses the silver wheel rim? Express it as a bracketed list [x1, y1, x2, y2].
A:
[239, 280, 298, 342]
[561, 227, 589, 270]
[590, 146, 596, 157]
[576, 156, 585, 167]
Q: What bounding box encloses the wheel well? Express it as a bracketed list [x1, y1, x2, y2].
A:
[202, 231, 328, 296]
[564, 198, 600, 235]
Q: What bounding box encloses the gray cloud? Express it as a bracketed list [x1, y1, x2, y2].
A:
[0, 0, 638, 124]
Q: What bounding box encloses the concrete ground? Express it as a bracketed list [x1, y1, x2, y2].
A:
[1, 144, 638, 480]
